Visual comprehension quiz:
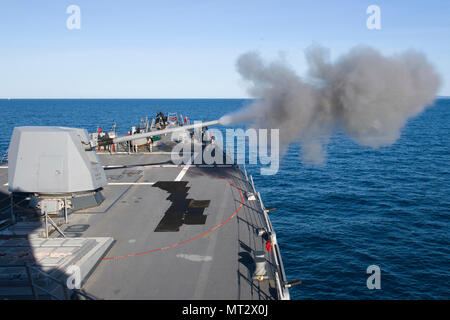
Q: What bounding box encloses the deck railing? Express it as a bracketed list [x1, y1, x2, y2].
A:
[0, 264, 97, 300]
[240, 164, 291, 300]
[0, 263, 69, 300]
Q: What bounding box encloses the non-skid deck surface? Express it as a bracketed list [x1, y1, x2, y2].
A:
[69, 150, 279, 300]
[0, 144, 281, 300]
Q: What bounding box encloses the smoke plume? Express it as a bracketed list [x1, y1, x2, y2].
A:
[220, 45, 440, 165]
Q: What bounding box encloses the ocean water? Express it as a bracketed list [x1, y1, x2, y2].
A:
[0, 98, 448, 299]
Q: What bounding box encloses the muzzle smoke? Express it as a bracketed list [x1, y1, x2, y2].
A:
[219, 45, 440, 165]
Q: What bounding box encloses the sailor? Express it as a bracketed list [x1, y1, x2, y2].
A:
[126, 131, 131, 152]
[204, 126, 210, 142]
[147, 137, 152, 152]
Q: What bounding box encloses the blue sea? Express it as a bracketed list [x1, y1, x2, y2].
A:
[0, 98, 448, 299]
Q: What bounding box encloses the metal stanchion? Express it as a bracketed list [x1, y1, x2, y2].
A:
[10, 194, 15, 224]
[25, 263, 38, 300]
[44, 212, 49, 238]
[64, 197, 68, 224]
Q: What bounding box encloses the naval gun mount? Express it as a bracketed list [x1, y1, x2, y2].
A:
[7, 120, 220, 221]
[8, 126, 108, 218]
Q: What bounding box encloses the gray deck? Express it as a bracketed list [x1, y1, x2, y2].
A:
[0, 141, 288, 300]
[75, 151, 278, 299]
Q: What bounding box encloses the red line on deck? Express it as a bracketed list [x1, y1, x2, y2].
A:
[101, 167, 244, 261]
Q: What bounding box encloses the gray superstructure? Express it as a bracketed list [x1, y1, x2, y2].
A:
[0, 111, 293, 300]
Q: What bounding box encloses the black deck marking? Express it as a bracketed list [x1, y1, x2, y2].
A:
[106, 174, 123, 181]
[152, 181, 210, 232]
[188, 200, 211, 208]
[122, 169, 143, 176]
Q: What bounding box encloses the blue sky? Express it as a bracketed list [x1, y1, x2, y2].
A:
[1, 0, 449, 98]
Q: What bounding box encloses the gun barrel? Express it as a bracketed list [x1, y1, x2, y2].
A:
[110, 119, 220, 145]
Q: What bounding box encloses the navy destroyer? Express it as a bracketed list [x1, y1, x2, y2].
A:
[0, 111, 297, 300]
